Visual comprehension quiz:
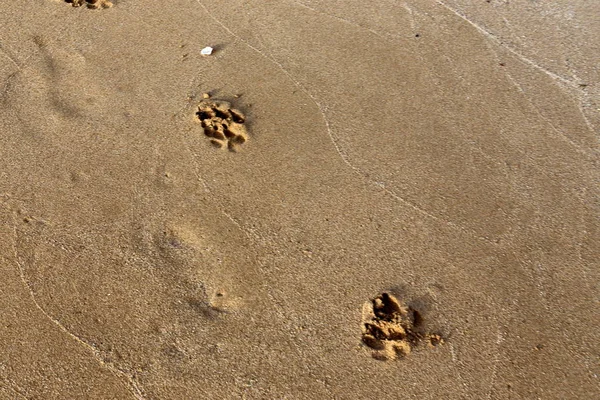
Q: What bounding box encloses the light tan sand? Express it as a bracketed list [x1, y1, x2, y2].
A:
[1, 0, 599, 398]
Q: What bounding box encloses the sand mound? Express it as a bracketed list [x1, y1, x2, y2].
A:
[195, 100, 248, 152]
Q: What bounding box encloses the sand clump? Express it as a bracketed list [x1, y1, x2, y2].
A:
[64, 0, 113, 9]
[362, 293, 443, 360]
[195, 100, 248, 151]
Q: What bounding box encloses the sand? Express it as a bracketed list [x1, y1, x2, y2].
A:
[1, 1, 599, 399]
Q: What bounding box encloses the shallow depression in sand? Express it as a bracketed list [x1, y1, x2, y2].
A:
[361, 293, 443, 360]
[195, 99, 249, 152]
[63, 0, 113, 9]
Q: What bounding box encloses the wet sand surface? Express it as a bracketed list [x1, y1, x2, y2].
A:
[1, 1, 599, 398]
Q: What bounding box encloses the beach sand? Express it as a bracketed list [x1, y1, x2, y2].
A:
[1, 1, 599, 398]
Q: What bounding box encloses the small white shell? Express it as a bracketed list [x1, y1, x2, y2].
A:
[200, 46, 214, 56]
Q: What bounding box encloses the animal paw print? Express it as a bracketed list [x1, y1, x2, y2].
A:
[64, 0, 113, 9]
[361, 293, 443, 360]
[195, 100, 248, 152]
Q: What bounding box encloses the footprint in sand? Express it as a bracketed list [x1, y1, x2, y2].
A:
[63, 0, 113, 9]
[361, 293, 443, 360]
[195, 100, 249, 152]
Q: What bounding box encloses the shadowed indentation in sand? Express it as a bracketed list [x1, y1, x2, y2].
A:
[195, 100, 248, 152]
[361, 293, 443, 360]
[64, 0, 113, 9]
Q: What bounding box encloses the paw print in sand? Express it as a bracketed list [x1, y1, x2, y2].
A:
[195, 100, 248, 152]
[64, 0, 113, 9]
[361, 293, 443, 360]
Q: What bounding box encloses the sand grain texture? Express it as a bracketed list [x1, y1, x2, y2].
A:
[1, 0, 599, 399]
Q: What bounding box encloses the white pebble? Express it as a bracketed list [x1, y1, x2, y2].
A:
[201, 46, 214, 56]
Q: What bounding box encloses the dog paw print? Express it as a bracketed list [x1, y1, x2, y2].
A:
[195, 100, 248, 152]
[64, 0, 113, 9]
[361, 293, 443, 360]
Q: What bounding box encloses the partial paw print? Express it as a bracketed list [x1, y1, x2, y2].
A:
[361, 293, 443, 360]
[195, 100, 248, 152]
[64, 0, 113, 9]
